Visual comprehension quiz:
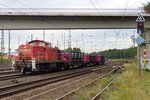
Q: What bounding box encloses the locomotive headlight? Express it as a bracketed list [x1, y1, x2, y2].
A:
[32, 58, 36, 70]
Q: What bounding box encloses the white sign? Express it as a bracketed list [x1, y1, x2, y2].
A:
[136, 13, 145, 22]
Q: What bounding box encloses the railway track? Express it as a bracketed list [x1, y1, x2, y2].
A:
[91, 74, 119, 100]
[0, 64, 109, 81]
[0, 66, 111, 98]
[56, 67, 122, 100]
[0, 73, 27, 81]
[0, 67, 11, 71]
[0, 70, 19, 75]
[0, 61, 122, 82]
[55, 70, 114, 100]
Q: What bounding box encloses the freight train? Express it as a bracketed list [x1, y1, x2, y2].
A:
[12, 40, 105, 74]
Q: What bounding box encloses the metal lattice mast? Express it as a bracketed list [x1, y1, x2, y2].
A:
[1, 30, 4, 53]
[64, 33, 65, 50]
[31, 34, 33, 41]
[8, 30, 10, 57]
[43, 30, 45, 41]
[68, 30, 71, 50]
[51, 34, 54, 47]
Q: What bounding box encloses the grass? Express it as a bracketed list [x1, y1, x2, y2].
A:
[0, 59, 11, 63]
[104, 60, 150, 100]
[63, 72, 118, 100]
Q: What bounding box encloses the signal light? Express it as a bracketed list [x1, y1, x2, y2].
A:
[144, 49, 146, 55]
[137, 22, 144, 35]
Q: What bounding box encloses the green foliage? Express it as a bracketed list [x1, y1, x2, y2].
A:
[144, 2, 150, 8]
[72, 48, 81, 52]
[0, 59, 11, 63]
[62, 48, 81, 52]
[99, 47, 137, 59]
[105, 60, 150, 100]
[0, 52, 5, 56]
[143, 2, 150, 13]
[0, 52, 11, 63]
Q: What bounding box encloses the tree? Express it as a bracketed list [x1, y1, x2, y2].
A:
[144, 2, 150, 13]
[99, 47, 137, 59]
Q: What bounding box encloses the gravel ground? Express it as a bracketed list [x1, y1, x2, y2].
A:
[27, 67, 112, 100]
[1, 61, 124, 100]
[0, 63, 11, 68]
[0, 63, 12, 73]
[1, 66, 112, 100]
[0, 62, 114, 87]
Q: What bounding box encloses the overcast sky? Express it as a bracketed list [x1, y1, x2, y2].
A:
[0, 0, 149, 8]
[3, 29, 138, 54]
[0, 0, 149, 53]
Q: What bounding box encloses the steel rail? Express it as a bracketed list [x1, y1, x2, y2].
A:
[0, 67, 12, 71]
[91, 74, 119, 100]
[0, 73, 27, 81]
[0, 66, 108, 98]
[56, 69, 114, 100]
[0, 71, 19, 75]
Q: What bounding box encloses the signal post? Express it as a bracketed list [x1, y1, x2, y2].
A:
[136, 13, 146, 74]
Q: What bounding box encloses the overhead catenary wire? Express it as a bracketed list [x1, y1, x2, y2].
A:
[89, 0, 138, 49]
[0, 1, 139, 52]
[88, 0, 102, 15]
[88, 0, 124, 49]
[13, 0, 41, 14]
[0, 2, 70, 52]
[128, 0, 142, 8]
[13, 0, 69, 28]
[0, 3, 26, 15]
[1, 1, 69, 29]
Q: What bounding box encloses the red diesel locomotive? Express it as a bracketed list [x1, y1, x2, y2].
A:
[12, 40, 65, 74]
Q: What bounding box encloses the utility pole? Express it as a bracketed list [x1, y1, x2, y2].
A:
[57, 40, 58, 47]
[43, 30, 45, 41]
[8, 30, 10, 58]
[51, 34, 54, 47]
[68, 30, 71, 51]
[18, 36, 20, 47]
[28, 35, 30, 42]
[31, 34, 33, 41]
[95, 44, 96, 52]
[64, 33, 65, 50]
[1, 30, 4, 53]
[136, 13, 145, 77]
[82, 33, 84, 52]
[90, 41, 93, 52]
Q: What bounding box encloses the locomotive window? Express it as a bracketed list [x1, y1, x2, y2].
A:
[29, 42, 36, 46]
[19, 48, 31, 52]
[39, 42, 45, 46]
[48, 44, 51, 48]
